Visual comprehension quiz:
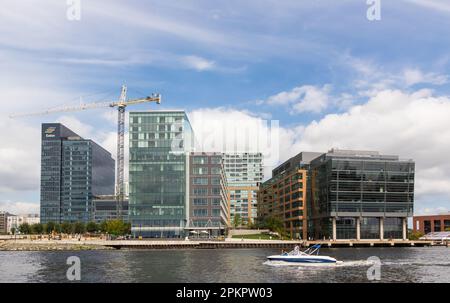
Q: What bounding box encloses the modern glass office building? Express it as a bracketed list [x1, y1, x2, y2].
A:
[223, 153, 263, 226]
[308, 149, 415, 240]
[129, 111, 195, 238]
[40, 123, 115, 224]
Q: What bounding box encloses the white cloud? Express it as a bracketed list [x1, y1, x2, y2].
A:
[0, 201, 39, 215]
[266, 85, 331, 113]
[181, 56, 216, 71]
[189, 89, 450, 213]
[402, 68, 448, 86]
[403, 0, 450, 13]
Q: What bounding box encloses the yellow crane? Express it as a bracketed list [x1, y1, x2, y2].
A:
[10, 85, 161, 217]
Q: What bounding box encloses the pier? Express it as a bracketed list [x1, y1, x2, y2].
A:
[0, 238, 440, 251]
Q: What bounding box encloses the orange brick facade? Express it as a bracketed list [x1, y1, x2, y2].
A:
[258, 169, 307, 239]
[413, 214, 450, 234]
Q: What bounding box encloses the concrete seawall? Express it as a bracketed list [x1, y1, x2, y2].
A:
[0, 238, 437, 251]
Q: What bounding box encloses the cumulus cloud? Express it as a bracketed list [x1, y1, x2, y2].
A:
[189, 107, 280, 176]
[265, 85, 332, 113]
[0, 201, 39, 215]
[189, 89, 450, 214]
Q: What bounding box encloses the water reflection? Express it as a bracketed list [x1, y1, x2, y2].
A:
[0, 247, 448, 283]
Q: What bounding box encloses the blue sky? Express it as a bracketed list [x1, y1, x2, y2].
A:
[1, 0, 450, 216]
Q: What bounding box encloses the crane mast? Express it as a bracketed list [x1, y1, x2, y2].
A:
[116, 85, 127, 218]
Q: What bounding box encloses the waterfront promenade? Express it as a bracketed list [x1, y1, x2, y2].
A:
[0, 236, 441, 251]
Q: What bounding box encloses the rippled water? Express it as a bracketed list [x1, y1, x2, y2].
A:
[0, 247, 449, 283]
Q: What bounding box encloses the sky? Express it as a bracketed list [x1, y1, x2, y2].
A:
[1, 0, 450, 216]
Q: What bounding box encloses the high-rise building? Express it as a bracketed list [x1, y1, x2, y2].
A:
[223, 153, 263, 226]
[40, 123, 115, 224]
[308, 149, 415, 240]
[187, 152, 229, 237]
[129, 111, 195, 238]
[258, 152, 322, 239]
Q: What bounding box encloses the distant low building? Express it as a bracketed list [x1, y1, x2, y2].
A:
[7, 214, 40, 234]
[413, 213, 450, 234]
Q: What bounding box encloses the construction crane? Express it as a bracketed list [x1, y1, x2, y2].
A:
[10, 85, 161, 217]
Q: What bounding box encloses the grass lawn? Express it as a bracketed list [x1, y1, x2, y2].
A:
[231, 233, 279, 240]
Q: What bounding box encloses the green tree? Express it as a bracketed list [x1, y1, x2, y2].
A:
[408, 230, 424, 240]
[31, 223, 44, 234]
[86, 222, 99, 233]
[100, 221, 108, 233]
[61, 222, 72, 234]
[54, 223, 62, 233]
[18, 223, 31, 235]
[233, 214, 242, 228]
[45, 221, 56, 234]
[10, 227, 16, 235]
[105, 220, 129, 236]
[73, 222, 86, 234]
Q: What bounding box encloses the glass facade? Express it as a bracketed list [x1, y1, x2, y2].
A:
[308, 149, 414, 240]
[129, 111, 194, 238]
[40, 123, 115, 224]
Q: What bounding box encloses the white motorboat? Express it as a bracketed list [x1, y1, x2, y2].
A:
[267, 245, 337, 264]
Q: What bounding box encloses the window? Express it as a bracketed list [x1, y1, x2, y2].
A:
[211, 167, 221, 175]
[211, 198, 221, 206]
[211, 209, 221, 217]
[193, 209, 208, 217]
[193, 178, 208, 185]
[211, 157, 222, 164]
[211, 187, 220, 195]
[192, 167, 208, 175]
[193, 198, 208, 206]
[193, 157, 207, 164]
[193, 188, 208, 196]
[434, 220, 441, 232]
[211, 178, 221, 185]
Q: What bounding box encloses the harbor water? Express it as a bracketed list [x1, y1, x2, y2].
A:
[0, 247, 449, 283]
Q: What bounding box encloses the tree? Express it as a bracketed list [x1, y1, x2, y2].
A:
[86, 222, 99, 233]
[54, 223, 62, 233]
[100, 221, 108, 233]
[10, 227, 16, 235]
[258, 216, 285, 239]
[31, 223, 44, 234]
[45, 221, 56, 234]
[73, 222, 86, 234]
[233, 214, 242, 228]
[18, 223, 31, 235]
[105, 220, 130, 236]
[408, 230, 424, 240]
[61, 222, 72, 234]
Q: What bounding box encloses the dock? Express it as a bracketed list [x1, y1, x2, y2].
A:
[98, 239, 435, 249]
[0, 238, 440, 251]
